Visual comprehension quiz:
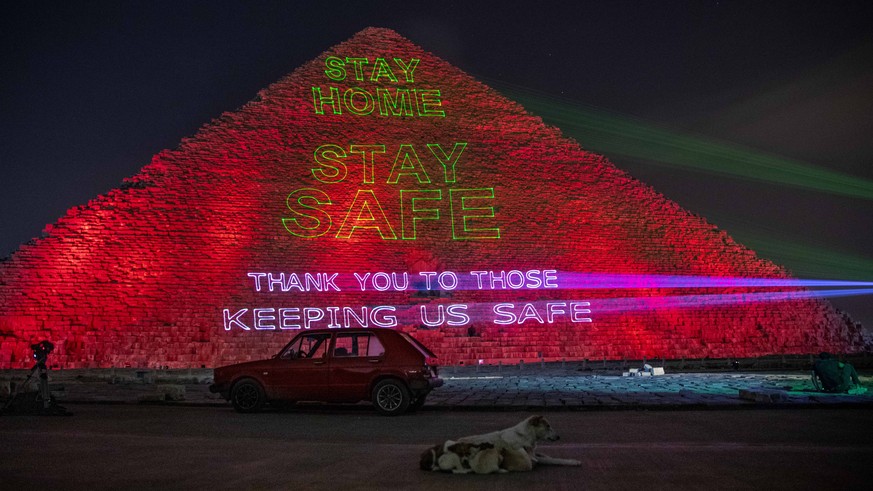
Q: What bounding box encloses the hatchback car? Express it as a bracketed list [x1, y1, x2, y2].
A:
[209, 328, 443, 415]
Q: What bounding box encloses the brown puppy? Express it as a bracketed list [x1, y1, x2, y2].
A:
[420, 441, 505, 474]
[499, 446, 534, 472]
[464, 442, 506, 474]
[419, 440, 471, 474]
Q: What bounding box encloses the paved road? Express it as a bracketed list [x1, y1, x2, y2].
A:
[1, 405, 871, 490]
[4, 366, 872, 408]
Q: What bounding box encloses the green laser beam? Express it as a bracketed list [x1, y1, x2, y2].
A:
[488, 81, 873, 200]
[746, 237, 873, 281]
[481, 80, 873, 281]
[698, 213, 873, 281]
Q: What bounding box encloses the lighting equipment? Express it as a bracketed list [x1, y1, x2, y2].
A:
[31, 340, 54, 364]
[2, 340, 71, 416]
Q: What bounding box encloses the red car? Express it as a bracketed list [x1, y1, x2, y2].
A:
[209, 328, 443, 415]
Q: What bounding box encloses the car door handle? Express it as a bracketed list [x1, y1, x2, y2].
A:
[314, 360, 325, 365]
[368, 359, 381, 363]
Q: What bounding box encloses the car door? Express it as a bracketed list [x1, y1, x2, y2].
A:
[268, 332, 332, 401]
[328, 332, 387, 401]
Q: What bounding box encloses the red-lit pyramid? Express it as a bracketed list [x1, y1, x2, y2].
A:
[0, 28, 866, 368]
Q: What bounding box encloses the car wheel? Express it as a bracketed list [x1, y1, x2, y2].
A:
[372, 379, 410, 416]
[231, 379, 266, 413]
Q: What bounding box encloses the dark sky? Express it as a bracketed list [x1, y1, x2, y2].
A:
[2, 1, 872, 329]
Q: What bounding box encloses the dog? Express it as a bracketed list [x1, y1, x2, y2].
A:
[419, 440, 506, 474]
[419, 440, 472, 474]
[464, 442, 506, 474]
[447, 441, 506, 474]
[457, 415, 581, 471]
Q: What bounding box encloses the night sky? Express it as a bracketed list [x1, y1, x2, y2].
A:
[2, 1, 872, 330]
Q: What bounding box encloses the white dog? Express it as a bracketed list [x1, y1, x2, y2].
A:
[457, 415, 581, 471]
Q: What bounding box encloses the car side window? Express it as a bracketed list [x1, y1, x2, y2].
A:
[364, 334, 385, 357]
[305, 335, 329, 359]
[283, 333, 330, 359]
[333, 334, 355, 357]
[333, 333, 385, 357]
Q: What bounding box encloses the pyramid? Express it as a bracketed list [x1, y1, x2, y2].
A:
[0, 28, 866, 368]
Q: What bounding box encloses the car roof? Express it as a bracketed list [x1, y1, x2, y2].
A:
[289, 328, 404, 341]
[294, 327, 396, 334]
[286, 328, 437, 359]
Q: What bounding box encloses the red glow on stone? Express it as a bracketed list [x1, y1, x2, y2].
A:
[0, 28, 865, 368]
